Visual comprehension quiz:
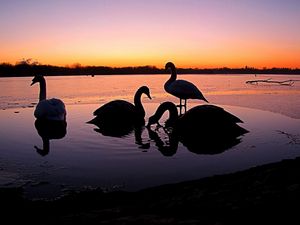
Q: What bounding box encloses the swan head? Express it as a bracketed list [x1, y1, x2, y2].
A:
[165, 62, 176, 71]
[139, 86, 152, 100]
[147, 101, 178, 128]
[31, 75, 44, 86]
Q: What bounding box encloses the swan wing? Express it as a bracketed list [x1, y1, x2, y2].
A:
[186, 105, 243, 123]
[167, 80, 206, 100]
[203, 105, 244, 123]
[34, 98, 66, 121]
[177, 105, 247, 138]
[93, 100, 135, 116]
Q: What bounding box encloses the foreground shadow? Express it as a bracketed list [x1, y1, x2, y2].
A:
[34, 119, 67, 156]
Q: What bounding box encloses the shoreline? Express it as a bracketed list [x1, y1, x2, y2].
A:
[1, 73, 300, 78]
[2, 156, 300, 224]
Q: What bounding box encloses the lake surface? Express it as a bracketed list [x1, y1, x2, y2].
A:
[0, 74, 300, 199]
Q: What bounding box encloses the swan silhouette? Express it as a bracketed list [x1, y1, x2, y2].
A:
[164, 62, 208, 114]
[31, 75, 66, 121]
[147, 101, 248, 139]
[88, 86, 152, 130]
[34, 119, 67, 156]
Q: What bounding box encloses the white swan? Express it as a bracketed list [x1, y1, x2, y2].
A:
[31, 75, 66, 121]
[164, 62, 208, 114]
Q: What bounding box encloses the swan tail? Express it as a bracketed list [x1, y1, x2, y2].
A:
[202, 95, 209, 103]
[87, 117, 99, 124]
[232, 125, 249, 136]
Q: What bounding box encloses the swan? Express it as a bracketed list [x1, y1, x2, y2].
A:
[31, 75, 66, 121]
[88, 86, 152, 128]
[147, 101, 248, 138]
[164, 62, 208, 114]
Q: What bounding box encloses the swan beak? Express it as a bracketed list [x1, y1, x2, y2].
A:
[30, 80, 37, 86]
[147, 94, 152, 100]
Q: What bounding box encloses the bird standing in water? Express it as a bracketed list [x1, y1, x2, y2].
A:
[31, 75, 66, 121]
[164, 62, 208, 114]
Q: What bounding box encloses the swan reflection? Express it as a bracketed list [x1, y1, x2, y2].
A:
[147, 125, 242, 155]
[90, 120, 135, 138]
[147, 127, 178, 156]
[34, 119, 67, 156]
[89, 121, 150, 149]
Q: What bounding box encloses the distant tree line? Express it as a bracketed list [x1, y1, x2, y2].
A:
[0, 59, 299, 77]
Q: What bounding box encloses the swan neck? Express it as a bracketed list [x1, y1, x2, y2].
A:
[39, 78, 46, 102]
[156, 103, 178, 123]
[42, 138, 50, 154]
[167, 67, 177, 84]
[134, 90, 145, 117]
[167, 105, 178, 123]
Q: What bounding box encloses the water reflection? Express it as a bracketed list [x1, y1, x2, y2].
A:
[147, 125, 243, 156]
[147, 127, 178, 156]
[88, 121, 150, 149]
[34, 119, 67, 156]
[134, 126, 151, 150]
[90, 120, 135, 137]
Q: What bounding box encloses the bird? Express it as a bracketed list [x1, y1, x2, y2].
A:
[88, 86, 152, 132]
[147, 101, 248, 139]
[31, 75, 66, 121]
[164, 62, 208, 114]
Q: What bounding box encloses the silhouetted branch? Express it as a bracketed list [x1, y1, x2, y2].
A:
[246, 78, 300, 86]
[277, 130, 300, 145]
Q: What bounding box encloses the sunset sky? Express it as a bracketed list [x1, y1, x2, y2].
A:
[0, 0, 299, 68]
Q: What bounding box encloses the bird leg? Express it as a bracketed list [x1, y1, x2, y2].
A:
[177, 99, 182, 115]
[176, 99, 186, 115]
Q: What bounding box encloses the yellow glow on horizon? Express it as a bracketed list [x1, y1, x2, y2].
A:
[1, 31, 299, 69]
[0, 22, 298, 68]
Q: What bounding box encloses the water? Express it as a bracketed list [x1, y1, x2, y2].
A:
[0, 74, 300, 199]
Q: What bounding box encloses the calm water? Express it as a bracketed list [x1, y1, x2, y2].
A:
[0, 74, 300, 199]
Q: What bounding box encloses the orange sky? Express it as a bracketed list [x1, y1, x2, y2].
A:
[0, 0, 300, 68]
